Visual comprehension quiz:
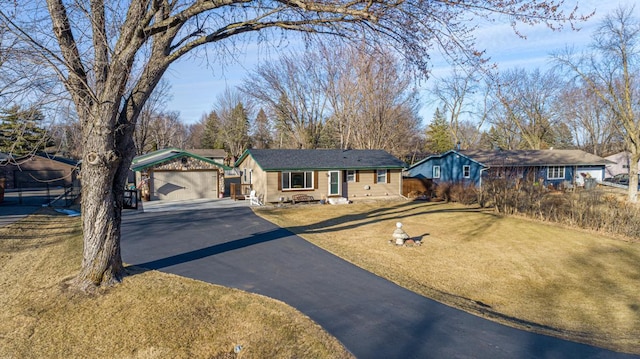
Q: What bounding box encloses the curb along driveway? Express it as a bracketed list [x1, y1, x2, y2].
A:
[121, 205, 638, 359]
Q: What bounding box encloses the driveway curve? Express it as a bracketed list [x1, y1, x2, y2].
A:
[121, 205, 638, 359]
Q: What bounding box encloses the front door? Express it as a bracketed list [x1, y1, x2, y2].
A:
[328, 171, 340, 196]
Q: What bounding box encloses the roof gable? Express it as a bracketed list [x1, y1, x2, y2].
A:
[236, 149, 407, 170]
[132, 148, 231, 171]
[409, 150, 486, 169]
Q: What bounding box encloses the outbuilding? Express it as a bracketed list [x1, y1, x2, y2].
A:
[0, 153, 79, 189]
[131, 148, 231, 201]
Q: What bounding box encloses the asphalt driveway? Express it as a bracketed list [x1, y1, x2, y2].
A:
[121, 206, 638, 359]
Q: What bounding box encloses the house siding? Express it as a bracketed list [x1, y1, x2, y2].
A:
[239, 155, 269, 199]
[258, 169, 402, 203]
[235, 149, 406, 203]
[605, 151, 638, 178]
[409, 150, 611, 189]
[409, 152, 483, 187]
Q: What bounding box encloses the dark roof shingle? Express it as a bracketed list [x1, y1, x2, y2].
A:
[459, 149, 611, 167]
[239, 149, 407, 170]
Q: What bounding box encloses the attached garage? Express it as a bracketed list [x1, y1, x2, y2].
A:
[131, 148, 230, 202]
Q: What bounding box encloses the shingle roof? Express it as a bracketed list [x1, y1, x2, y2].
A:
[11, 153, 79, 167]
[188, 148, 227, 158]
[459, 149, 611, 167]
[237, 149, 407, 170]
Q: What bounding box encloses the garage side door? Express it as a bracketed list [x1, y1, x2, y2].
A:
[152, 171, 218, 201]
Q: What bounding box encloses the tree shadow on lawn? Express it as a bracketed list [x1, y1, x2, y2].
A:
[284, 200, 500, 236]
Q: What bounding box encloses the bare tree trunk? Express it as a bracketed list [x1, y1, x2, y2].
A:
[627, 149, 640, 202]
[73, 130, 126, 291]
[71, 89, 138, 291]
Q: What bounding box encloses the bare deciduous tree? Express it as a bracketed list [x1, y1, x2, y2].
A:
[149, 111, 187, 150]
[213, 89, 252, 158]
[243, 52, 328, 149]
[338, 45, 422, 156]
[134, 79, 173, 155]
[488, 68, 566, 150]
[245, 43, 423, 156]
[431, 69, 484, 149]
[555, 5, 640, 202]
[0, 0, 585, 291]
[557, 82, 620, 156]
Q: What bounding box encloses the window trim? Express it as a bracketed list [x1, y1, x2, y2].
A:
[328, 170, 341, 195]
[433, 165, 441, 179]
[281, 171, 314, 190]
[346, 170, 356, 182]
[463, 165, 471, 178]
[376, 169, 388, 184]
[547, 166, 565, 180]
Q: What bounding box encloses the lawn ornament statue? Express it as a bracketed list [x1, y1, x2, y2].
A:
[392, 222, 409, 245]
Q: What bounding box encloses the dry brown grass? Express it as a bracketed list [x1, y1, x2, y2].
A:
[0, 208, 352, 359]
[255, 200, 640, 354]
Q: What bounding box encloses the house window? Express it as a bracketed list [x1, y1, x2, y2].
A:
[433, 166, 441, 179]
[548, 166, 565, 180]
[243, 168, 252, 184]
[376, 169, 387, 183]
[282, 171, 314, 190]
[463, 165, 471, 178]
[346, 170, 356, 182]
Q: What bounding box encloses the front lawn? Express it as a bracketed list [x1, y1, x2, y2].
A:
[256, 200, 640, 354]
[0, 209, 351, 359]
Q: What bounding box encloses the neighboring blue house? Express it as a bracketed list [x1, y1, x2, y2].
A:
[408, 150, 486, 187]
[408, 149, 611, 188]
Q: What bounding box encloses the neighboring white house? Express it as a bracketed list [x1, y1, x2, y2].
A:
[604, 151, 639, 178]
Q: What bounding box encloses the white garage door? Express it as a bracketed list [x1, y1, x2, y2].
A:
[152, 171, 218, 201]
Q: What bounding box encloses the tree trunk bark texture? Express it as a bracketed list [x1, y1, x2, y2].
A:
[628, 150, 639, 203]
[72, 107, 129, 292]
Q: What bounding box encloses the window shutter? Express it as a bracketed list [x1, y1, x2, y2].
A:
[278, 172, 282, 190]
[314, 171, 319, 189]
[386, 169, 390, 183]
[355, 170, 359, 182]
[373, 170, 377, 184]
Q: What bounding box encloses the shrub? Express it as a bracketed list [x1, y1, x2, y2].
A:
[433, 182, 477, 205]
[480, 177, 640, 240]
[434, 182, 452, 202]
[449, 183, 478, 205]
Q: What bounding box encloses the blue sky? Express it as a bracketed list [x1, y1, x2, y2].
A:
[164, 0, 637, 125]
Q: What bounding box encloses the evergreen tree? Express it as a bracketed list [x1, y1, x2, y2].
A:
[252, 108, 273, 149]
[550, 122, 574, 149]
[200, 111, 224, 149]
[222, 102, 251, 158]
[0, 105, 52, 156]
[425, 108, 453, 153]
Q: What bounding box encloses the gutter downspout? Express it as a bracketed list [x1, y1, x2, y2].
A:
[479, 167, 489, 189]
